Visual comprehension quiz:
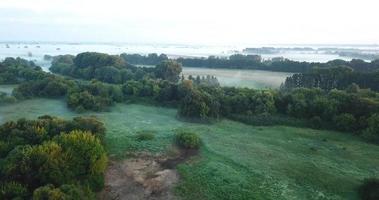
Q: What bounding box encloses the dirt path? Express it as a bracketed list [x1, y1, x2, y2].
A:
[99, 149, 197, 200]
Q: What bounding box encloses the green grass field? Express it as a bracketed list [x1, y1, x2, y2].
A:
[0, 99, 378, 199]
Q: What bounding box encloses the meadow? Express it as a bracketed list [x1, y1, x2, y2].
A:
[0, 98, 378, 200]
[182, 67, 293, 88]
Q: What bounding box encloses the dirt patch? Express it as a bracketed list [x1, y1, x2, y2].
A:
[99, 149, 197, 200]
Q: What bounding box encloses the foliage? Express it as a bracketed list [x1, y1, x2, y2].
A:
[155, 60, 182, 82]
[333, 113, 356, 131]
[282, 66, 379, 92]
[175, 131, 201, 149]
[49, 52, 182, 85]
[0, 181, 28, 200]
[362, 114, 379, 143]
[358, 178, 379, 200]
[33, 184, 95, 200]
[120, 53, 168, 65]
[0, 57, 44, 84]
[0, 117, 107, 198]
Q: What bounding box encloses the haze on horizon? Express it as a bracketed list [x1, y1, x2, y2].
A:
[0, 0, 378, 46]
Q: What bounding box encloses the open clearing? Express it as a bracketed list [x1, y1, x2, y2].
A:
[0, 99, 378, 199]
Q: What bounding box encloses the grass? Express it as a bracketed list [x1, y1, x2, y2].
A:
[0, 98, 378, 199]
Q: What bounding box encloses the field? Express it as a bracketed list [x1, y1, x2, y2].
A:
[0, 99, 378, 199]
[137, 66, 292, 88]
[182, 67, 292, 88]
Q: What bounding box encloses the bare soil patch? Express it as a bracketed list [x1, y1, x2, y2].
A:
[99, 149, 197, 200]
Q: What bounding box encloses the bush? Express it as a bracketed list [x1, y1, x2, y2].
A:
[358, 178, 379, 200]
[333, 113, 356, 131]
[0, 182, 28, 200]
[33, 184, 95, 200]
[175, 131, 201, 149]
[136, 131, 155, 141]
[310, 116, 323, 129]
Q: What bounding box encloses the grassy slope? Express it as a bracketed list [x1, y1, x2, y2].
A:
[0, 99, 378, 199]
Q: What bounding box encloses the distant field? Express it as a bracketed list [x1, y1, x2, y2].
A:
[182, 67, 293, 89]
[0, 99, 378, 199]
[136, 65, 292, 88]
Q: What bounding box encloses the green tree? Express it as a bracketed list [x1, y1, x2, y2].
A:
[155, 60, 182, 82]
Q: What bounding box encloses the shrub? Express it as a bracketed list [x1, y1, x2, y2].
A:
[33, 184, 95, 200]
[333, 113, 356, 131]
[310, 116, 322, 129]
[358, 178, 379, 200]
[0, 182, 28, 200]
[136, 131, 155, 141]
[175, 131, 201, 149]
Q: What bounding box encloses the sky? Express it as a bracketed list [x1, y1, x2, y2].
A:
[0, 0, 378, 45]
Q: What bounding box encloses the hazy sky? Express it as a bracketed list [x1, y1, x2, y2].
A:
[0, 0, 378, 45]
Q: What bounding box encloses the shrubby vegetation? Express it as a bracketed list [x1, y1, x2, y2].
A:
[0, 57, 45, 84]
[50, 52, 182, 84]
[120, 53, 168, 65]
[358, 178, 379, 200]
[175, 131, 201, 149]
[136, 131, 155, 141]
[0, 116, 107, 199]
[282, 66, 379, 91]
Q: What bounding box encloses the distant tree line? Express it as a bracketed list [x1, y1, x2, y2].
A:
[120, 53, 168, 66]
[119, 53, 379, 73]
[0, 116, 107, 199]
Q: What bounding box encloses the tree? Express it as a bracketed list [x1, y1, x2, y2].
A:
[54, 130, 107, 191]
[155, 60, 182, 82]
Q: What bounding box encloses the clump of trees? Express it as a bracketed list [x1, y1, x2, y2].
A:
[50, 52, 182, 84]
[120, 53, 168, 65]
[0, 57, 45, 84]
[186, 75, 220, 87]
[0, 116, 107, 199]
[282, 66, 379, 92]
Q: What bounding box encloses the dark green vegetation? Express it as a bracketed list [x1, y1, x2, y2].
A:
[283, 66, 379, 91]
[358, 178, 379, 200]
[0, 116, 107, 199]
[50, 52, 181, 84]
[136, 130, 155, 141]
[0, 57, 45, 84]
[120, 53, 379, 73]
[175, 131, 201, 149]
[120, 53, 168, 66]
